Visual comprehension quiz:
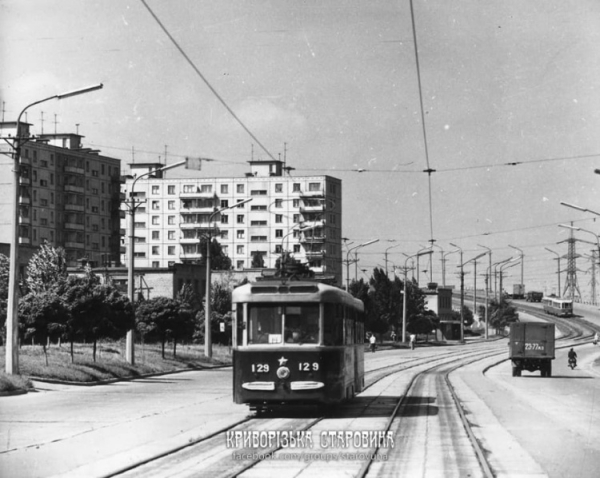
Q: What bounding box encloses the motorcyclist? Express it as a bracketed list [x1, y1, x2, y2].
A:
[568, 348, 577, 368]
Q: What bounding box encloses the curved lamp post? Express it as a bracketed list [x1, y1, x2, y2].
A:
[492, 257, 513, 301]
[508, 245, 524, 297]
[477, 244, 492, 340]
[204, 198, 252, 358]
[345, 239, 379, 290]
[5, 84, 103, 374]
[458, 252, 486, 342]
[402, 249, 432, 343]
[442, 249, 459, 287]
[384, 241, 401, 278]
[544, 248, 561, 297]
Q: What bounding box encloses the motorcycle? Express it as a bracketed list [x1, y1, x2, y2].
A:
[568, 357, 577, 369]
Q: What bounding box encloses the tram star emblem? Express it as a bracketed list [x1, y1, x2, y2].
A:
[278, 356, 288, 366]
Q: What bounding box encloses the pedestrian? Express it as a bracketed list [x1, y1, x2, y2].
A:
[390, 331, 396, 342]
[410, 334, 416, 350]
[594, 332, 598, 346]
[369, 334, 376, 353]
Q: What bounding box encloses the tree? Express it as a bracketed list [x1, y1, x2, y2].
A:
[25, 241, 68, 295]
[199, 236, 232, 270]
[251, 251, 265, 268]
[19, 291, 67, 364]
[367, 268, 403, 334]
[194, 280, 234, 344]
[488, 298, 519, 334]
[407, 309, 439, 342]
[0, 253, 9, 342]
[136, 297, 194, 358]
[59, 268, 134, 362]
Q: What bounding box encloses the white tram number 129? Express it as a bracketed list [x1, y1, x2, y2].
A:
[299, 362, 319, 371]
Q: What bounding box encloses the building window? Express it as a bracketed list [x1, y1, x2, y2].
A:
[275, 245, 282, 253]
[168, 216, 175, 225]
[236, 184, 244, 193]
[236, 215, 244, 224]
[251, 205, 267, 211]
[168, 230, 175, 240]
[152, 216, 159, 225]
[183, 184, 195, 193]
[293, 214, 300, 223]
[200, 184, 212, 193]
[168, 201, 175, 210]
[275, 214, 283, 224]
[250, 190, 267, 196]
[220, 199, 229, 208]
[250, 220, 267, 226]
[237, 230, 245, 239]
[221, 214, 229, 224]
[309, 182, 321, 191]
[250, 236, 267, 242]
[236, 260, 244, 269]
[221, 184, 229, 194]
[275, 229, 283, 238]
[237, 245, 244, 254]
[152, 231, 160, 240]
[152, 261, 160, 268]
[152, 201, 159, 210]
[152, 246, 160, 255]
[167, 246, 176, 255]
[275, 199, 282, 208]
[275, 183, 283, 193]
[293, 183, 301, 192]
[168, 185, 175, 195]
[152, 185, 159, 195]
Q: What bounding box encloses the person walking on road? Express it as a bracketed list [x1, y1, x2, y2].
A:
[410, 334, 416, 350]
[369, 334, 376, 353]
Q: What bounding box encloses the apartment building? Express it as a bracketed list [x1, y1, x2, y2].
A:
[0, 121, 122, 273]
[122, 159, 343, 285]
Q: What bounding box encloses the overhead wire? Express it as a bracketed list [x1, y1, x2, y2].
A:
[138, 0, 277, 163]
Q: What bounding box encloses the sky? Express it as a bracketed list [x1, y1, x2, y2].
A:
[1, 0, 600, 298]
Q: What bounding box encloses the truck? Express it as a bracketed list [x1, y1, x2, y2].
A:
[525, 291, 543, 302]
[512, 284, 525, 300]
[508, 322, 555, 377]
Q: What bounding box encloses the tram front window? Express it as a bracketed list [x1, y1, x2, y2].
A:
[247, 304, 319, 345]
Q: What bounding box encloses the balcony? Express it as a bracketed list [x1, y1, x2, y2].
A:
[305, 250, 325, 258]
[19, 156, 31, 165]
[179, 190, 217, 199]
[64, 222, 85, 230]
[64, 185, 85, 193]
[179, 251, 203, 260]
[19, 176, 31, 185]
[299, 202, 325, 213]
[180, 236, 202, 244]
[18, 236, 30, 244]
[19, 216, 31, 225]
[299, 189, 324, 198]
[18, 196, 31, 205]
[300, 234, 326, 243]
[64, 166, 85, 174]
[65, 204, 85, 212]
[65, 242, 85, 249]
[179, 222, 216, 232]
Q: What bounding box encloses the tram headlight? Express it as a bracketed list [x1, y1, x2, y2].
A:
[276, 366, 291, 380]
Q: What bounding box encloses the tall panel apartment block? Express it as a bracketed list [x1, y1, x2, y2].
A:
[121, 159, 343, 285]
[0, 121, 122, 275]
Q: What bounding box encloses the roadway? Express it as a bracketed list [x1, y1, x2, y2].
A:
[1, 306, 599, 477]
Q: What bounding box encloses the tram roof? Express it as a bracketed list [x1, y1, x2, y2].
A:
[232, 280, 364, 311]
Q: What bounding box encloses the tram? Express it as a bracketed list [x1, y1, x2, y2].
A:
[541, 296, 573, 317]
[232, 278, 365, 411]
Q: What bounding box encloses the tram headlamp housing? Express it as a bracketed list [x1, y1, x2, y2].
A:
[276, 366, 291, 379]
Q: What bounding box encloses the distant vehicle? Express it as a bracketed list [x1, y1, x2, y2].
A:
[231, 279, 365, 413]
[512, 284, 525, 300]
[542, 297, 573, 317]
[525, 291, 543, 302]
[509, 322, 555, 377]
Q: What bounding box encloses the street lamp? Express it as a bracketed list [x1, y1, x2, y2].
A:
[560, 201, 600, 217]
[124, 159, 192, 363]
[459, 252, 487, 343]
[477, 244, 492, 340]
[384, 241, 401, 278]
[492, 257, 513, 301]
[508, 245, 524, 297]
[427, 241, 444, 285]
[205, 198, 252, 358]
[442, 248, 459, 287]
[545, 248, 561, 298]
[5, 83, 103, 375]
[402, 249, 433, 343]
[499, 260, 519, 301]
[345, 239, 379, 290]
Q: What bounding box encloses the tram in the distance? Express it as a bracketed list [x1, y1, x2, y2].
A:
[232, 278, 365, 412]
[541, 296, 573, 317]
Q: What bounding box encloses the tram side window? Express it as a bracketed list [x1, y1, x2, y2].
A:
[323, 303, 343, 345]
[236, 304, 244, 346]
[344, 306, 355, 344]
[248, 305, 282, 344]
